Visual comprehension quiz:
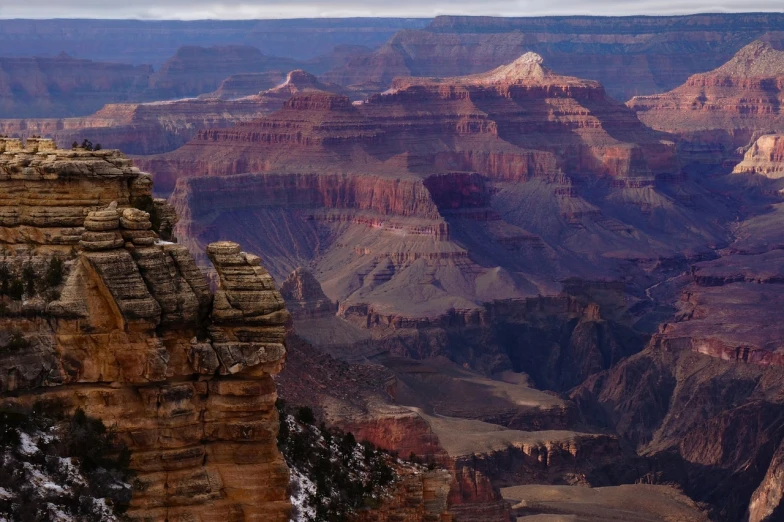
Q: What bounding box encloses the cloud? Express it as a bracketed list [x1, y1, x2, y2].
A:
[0, 0, 782, 19]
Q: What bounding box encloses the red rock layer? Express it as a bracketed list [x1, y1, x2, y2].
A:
[139, 53, 678, 196]
[628, 41, 784, 155]
[0, 69, 347, 155]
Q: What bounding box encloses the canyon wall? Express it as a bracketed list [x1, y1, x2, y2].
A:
[0, 54, 152, 118]
[0, 139, 291, 521]
[0, 18, 430, 65]
[0, 69, 346, 155]
[733, 134, 784, 178]
[324, 14, 784, 101]
[628, 41, 784, 160]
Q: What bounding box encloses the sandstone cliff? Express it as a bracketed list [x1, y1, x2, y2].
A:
[0, 139, 291, 521]
[733, 134, 784, 178]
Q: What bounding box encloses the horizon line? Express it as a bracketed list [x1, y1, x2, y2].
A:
[1, 10, 784, 22]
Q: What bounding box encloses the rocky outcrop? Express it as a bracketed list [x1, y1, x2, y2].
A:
[280, 267, 337, 320]
[324, 14, 784, 101]
[748, 439, 784, 522]
[351, 470, 453, 522]
[628, 41, 784, 160]
[733, 134, 784, 178]
[0, 53, 152, 118]
[0, 142, 291, 521]
[143, 53, 678, 194]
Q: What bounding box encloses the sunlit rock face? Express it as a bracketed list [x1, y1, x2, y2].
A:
[0, 140, 291, 521]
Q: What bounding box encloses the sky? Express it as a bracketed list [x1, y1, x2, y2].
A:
[0, 1, 782, 19]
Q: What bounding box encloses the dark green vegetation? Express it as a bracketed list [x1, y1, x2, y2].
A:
[0, 404, 133, 521]
[277, 401, 398, 521]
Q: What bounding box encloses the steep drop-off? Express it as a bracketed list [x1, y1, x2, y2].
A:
[571, 133, 784, 520]
[0, 139, 292, 521]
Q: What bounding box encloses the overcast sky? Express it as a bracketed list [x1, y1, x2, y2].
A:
[0, 1, 782, 19]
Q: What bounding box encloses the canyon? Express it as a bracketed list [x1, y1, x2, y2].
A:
[0, 139, 456, 521]
[134, 53, 768, 520]
[6, 13, 784, 522]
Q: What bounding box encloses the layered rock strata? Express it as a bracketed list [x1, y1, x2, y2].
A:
[570, 142, 784, 519]
[324, 14, 784, 101]
[0, 69, 346, 155]
[0, 142, 291, 521]
[629, 41, 784, 160]
[0, 53, 152, 118]
[733, 134, 784, 178]
[141, 54, 728, 324]
[351, 470, 453, 522]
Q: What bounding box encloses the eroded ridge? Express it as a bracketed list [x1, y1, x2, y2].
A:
[0, 139, 291, 521]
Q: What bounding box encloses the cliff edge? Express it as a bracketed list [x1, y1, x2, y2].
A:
[0, 138, 291, 521]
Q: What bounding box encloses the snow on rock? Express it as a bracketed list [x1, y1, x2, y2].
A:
[0, 417, 128, 521]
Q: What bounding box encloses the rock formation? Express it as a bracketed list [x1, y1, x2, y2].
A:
[351, 469, 452, 522]
[0, 98, 274, 155]
[628, 41, 784, 160]
[733, 133, 784, 178]
[0, 139, 291, 521]
[202, 71, 288, 100]
[568, 132, 784, 519]
[0, 69, 346, 155]
[323, 14, 784, 101]
[139, 53, 727, 327]
[0, 54, 152, 118]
